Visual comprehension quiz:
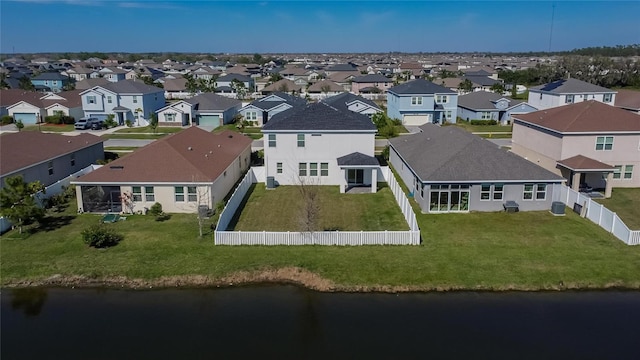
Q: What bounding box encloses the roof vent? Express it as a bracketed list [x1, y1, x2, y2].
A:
[110, 165, 124, 170]
[188, 146, 193, 151]
[228, 134, 233, 138]
[218, 144, 221, 147]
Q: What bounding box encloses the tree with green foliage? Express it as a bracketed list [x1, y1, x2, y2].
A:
[0, 176, 46, 234]
[0, 73, 9, 89]
[231, 78, 247, 99]
[459, 79, 473, 93]
[148, 112, 158, 134]
[82, 224, 123, 248]
[104, 114, 117, 128]
[253, 53, 263, 64]
[15, 119, 24, 131]
[183, 74, 199, 95]
[18, 76, 34, 91]
[490, 82, 506, 94]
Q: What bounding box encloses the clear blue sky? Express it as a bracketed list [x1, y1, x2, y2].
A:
[1, 0, 638, 54]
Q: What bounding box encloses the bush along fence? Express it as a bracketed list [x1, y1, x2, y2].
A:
[214, 166, 421, 246]
[0, 165, 100, 234]
[552, 184, 640, 246]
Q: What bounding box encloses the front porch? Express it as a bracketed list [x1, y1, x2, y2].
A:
[557, 155, 615, 198]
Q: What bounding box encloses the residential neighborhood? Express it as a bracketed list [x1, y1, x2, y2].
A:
[2, 0, 640, 356]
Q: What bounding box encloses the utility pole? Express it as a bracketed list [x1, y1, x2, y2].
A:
[548, 3, 556, 52]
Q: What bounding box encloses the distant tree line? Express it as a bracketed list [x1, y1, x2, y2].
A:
[499, 55, 640, 88]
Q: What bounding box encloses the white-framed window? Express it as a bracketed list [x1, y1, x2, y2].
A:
[268, 134, 276, 147]
[133, 96, 138, 103]
[613, 165, 622, 179]
[536, 184, 546, 200]
[297, 134, 305, 147]
[480, 112, 492, 120]
[595, 136, 613, 151]
[48, 161, 54, 175]
[435, 95, 449, 104]
[174, 186, 185, 202]
[624, 165, 634, 179]
[70, 153, 75, 167]
[523, 184, 534, 200]
[246, 111, 257, 121]
[565, 95, 574, 104]
[493, 184, 504, 200]
[276, 162, 283, 174]
[87, 95, 96, 104]
[187, 186, 197, 201]
[603, 93, 612, 102]
[298, 163, 307, 176]
[145, 187, 155, 202]
[443, 111, 452, 120]
[309, 163, 318, 176]
[411, 96, 423, 105]
[480, 184, 491, 200]
[107, 96, 112, 104]
[165, 113, 175, 122]
[320, 163, 328, 176]
[132, 186, 142, 202]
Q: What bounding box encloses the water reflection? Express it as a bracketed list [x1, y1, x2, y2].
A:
[10, 288, 48, 317]
[1, 286, 639, 360]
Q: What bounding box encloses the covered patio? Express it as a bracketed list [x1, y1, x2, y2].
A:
[557, 155, 614, 198]
[337, 152, 380, 194]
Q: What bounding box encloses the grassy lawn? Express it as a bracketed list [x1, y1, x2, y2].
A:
[230, 184, 408, 231]
[102, 133, 167, 140]
[2, 186, 639, 289]
[114, 126, 183, 134]
[595, 188, 640, 230]
[23, 124, 75, 132]
[447, 122, 512, 133]
[104, 146, 139, 151]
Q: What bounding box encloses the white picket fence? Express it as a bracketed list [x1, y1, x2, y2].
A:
[553, 184, 640, 246]
[0, 164, 100, 234]
[214, 167, 421, 245]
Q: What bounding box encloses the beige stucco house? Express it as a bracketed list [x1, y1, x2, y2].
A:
[72, 127, 252, 214]
[512, 101, 640, 197]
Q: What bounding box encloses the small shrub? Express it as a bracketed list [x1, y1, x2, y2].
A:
[148, 202, 163, 216]
[15, 120, 24, 131]
[470, 120, 498, 126]
[1, 115, 13, 125]
[45, 115, 61, 124]
[61, 115, 75, 124]
[82, 224, 123, 248]
[125, 119, 133, 127]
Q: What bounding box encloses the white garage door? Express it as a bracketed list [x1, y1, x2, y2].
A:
[403, 114, 432, 126]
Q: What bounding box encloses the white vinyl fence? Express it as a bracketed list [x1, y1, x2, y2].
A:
[214, 167, 421, 245]
[1, 164, 100, 234]
[552, 184, 640, 246]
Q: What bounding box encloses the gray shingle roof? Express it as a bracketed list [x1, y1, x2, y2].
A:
[102, 79, 164, 94]
[186, 93, 241, 111]
[321, 92, 381, 113]
[352, 74, 393, 83]
[464, 75, 500, 87]
[458, 91, 523, 110]
[530, 78, 614, 94]
[262, 102, 376, 132]
[389, 124, 564, 182]
[32, 72, 69, 81]
[217, 73, 252, 82]
[388, 79, 456, 95]
[337, 152, 379, 166]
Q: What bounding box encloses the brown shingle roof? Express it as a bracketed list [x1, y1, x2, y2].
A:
[0, 89, 44, 107]
[0, 132, 104, 175]
[614, 89, 640, 111]
[557, 155, 615, 171]
[75, 127, 252, 184]
[515, 100, 640, 133]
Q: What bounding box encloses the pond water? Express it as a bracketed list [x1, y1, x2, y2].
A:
[2, 286, 639, 359]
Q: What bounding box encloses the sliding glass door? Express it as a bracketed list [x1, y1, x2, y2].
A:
[429, 184, 470, 213]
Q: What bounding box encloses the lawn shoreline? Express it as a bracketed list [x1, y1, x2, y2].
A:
[3, 267, 639, 292]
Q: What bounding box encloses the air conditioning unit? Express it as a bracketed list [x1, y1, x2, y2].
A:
[551, 201, 565, 216]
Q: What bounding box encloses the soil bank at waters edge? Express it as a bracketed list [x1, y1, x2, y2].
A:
[3, 267, 640, 292]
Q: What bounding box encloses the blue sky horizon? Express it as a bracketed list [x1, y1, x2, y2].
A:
[1, 0, 639, 54]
